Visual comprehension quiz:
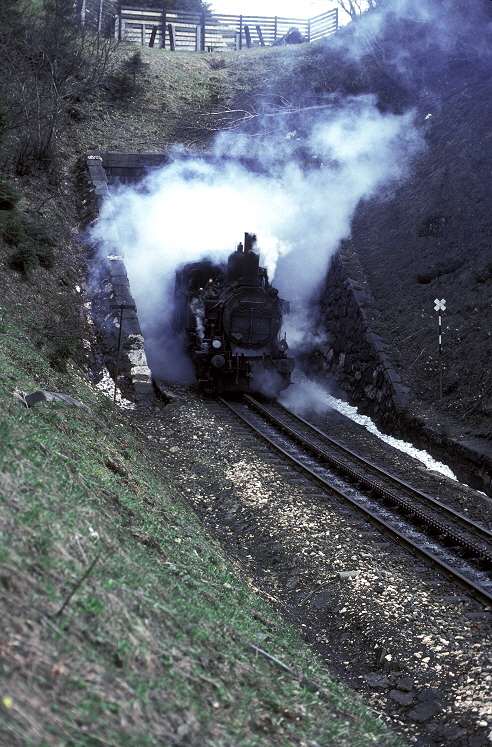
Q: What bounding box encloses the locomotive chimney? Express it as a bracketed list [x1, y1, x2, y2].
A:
[244, 232, 256, 253]
[226, 234, 259, 284]
[242, 232, 259, 285]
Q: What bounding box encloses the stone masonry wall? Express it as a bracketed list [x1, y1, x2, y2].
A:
[76, 152, 154, 406]
[315, 250, 492, 496]
[315, 251, 410, 417]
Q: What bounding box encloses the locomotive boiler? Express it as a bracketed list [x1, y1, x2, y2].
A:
[174, 233, 294, 395]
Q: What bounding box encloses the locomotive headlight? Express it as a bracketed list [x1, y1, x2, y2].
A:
[211, 354, 226, 368]
[277, 338, 289, 352]
[212, 338, 222, 349]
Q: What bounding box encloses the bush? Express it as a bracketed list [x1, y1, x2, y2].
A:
[9, 242, 39, 275]
[0, 174, 21, 209]
[1, 213, 26, 244]
[34, 244, 55, 269]
[24, 217, 56, 268]
[2, 213, 56, 270]
[108, 52, 145, 103]
[48, 339, 76, 372]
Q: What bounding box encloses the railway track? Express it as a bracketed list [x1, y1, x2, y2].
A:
[218, 394, 492, 607]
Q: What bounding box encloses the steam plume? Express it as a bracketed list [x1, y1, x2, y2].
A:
[92, 95, 422, 380]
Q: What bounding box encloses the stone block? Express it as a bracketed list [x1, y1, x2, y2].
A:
[105, 153, 142, 169]
[392, 389, 409, 409]
[385, 368, 402, 385]
[133, 380, 154, 401]
[88, 164, 107, 181]
[108, 259, 128, 278]
[122, 318, 142, 336]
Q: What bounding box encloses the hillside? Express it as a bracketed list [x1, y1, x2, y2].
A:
[0, 7, 405, 747]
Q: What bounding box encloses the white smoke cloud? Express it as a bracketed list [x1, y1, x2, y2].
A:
[92, 94, 422, 380]
[336, 0, 492, 80]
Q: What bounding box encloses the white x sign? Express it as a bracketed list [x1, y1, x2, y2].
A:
[434, 298, 446, 312]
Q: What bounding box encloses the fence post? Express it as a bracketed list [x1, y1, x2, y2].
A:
[244, 24, 251, 48]
[195, 23, 202, 52]
[274, 16, 277, 42]
[168, 23, 176, 51]
[149, 25, 158, 47]
[141, 23, 146, 46]
[239, 15, 243, 49]
[256, 24, 264, 46]
[161, 11, 166, 48]
[307, 18, 310, 42]
[201, 11, 206, 51]
[119, 13, 125, 41]
[335, 7, 338, 31]
[96, 0, 102, 32]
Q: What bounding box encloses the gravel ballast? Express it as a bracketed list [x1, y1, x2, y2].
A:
[130, 386, 492, 747]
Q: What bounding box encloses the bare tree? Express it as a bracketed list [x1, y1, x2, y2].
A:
[0, 0, 117, 173]
[337, 0, 382, 21]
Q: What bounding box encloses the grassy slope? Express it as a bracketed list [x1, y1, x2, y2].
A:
[0, 312, 404, 747]
[0, 43, 404, 747]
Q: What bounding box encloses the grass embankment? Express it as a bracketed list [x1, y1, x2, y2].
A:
[1, 26, 404, 745]
[0, 318, 405, 746]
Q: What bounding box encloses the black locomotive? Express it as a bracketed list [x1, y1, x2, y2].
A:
[174, 233, 294, 395]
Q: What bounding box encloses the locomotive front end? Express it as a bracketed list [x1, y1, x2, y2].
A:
[174, 233, 294, 396]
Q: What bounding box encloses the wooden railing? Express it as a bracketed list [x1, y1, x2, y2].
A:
[116, 6, 338, 51]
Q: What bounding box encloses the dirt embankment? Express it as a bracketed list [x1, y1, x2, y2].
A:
[347, 66, 492, 444]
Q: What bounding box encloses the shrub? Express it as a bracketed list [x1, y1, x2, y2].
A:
[0, 174, 21, 210]
[9, 241, 39, 275]
[48, 339, 76, 372]
[34, 244, 55, 269]
[2, 213, 56, 270]
[24, 218, 56, 268]
[1, 213, 26, 245]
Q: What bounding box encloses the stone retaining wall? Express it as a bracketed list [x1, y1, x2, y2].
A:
[315, 251, 410, 415]
[76, 152, 154, 406]
[315, 250, 492, 496]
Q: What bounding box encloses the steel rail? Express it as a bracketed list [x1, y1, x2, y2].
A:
[218, 395, 492, 607]
[272, 399, 492, 540]
[243, 395, 492, 562]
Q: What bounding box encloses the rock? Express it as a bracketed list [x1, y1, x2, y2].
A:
[418, 687, 439, 702]
[388, 689, 414, 707]
[442, 724, 468, 741]
[313, 590, 333, 609]
[152, 378, 174, 404]
[364, 672, 390, 688]
[395, 675, 415, 692]
[408, 700, 443, 722]
[442, 595, 468, 605]
[24, 390, 90, 412]
[105, 456, 128, 477]
[337, 570, 360, 580]
[286, 575, 299, 590]
[468, 735, 489, 747]
[465, 612, 492, 620]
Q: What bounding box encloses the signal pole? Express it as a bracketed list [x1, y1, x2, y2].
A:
[434, 298, 446, 400]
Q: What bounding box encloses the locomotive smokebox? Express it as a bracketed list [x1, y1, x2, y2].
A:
[174, 231, 294, 395]
[226, 232, 259, 286]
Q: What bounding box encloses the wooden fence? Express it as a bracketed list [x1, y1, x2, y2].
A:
[116, 6, 339, 51]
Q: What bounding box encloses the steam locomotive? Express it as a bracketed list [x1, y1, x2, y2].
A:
[174, 233, 294, 395]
